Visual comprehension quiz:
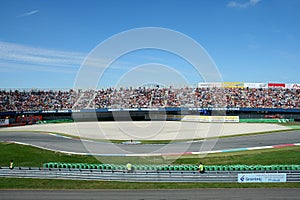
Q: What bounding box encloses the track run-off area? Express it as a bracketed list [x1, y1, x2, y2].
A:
[0, 122, 299, 156]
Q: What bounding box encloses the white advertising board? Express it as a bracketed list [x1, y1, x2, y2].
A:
[244, 83, 268, 88]
[286, 84, 300, 89]
[182, 116, 239, 123]
[0, 119, 9, 126]
[198, 82, 222, 88]
[238, 173, 286, 183]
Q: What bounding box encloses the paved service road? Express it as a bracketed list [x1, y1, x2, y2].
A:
[1, 189, 300, 200]
[0, 130, 299, 155]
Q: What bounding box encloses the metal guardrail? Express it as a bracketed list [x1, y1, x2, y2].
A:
[1, 167, 300, 182]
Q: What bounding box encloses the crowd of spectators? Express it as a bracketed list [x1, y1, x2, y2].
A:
[0, 86, 299, 111]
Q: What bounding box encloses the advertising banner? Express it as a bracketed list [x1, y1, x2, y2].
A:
[286, 84, 300, 89]
[16, 115, 42, 124]
[0, 119, 9, 126]
[181, 116, 239, 123]
[223, 116, 240, 122]
[182, 115, 210, 122]
[210, 116, 239, 122]
[292, 84, 300, 89]
[238, 173, 286, 183]
[166, 115, 183, 121]
[268, 83, 285, 88]
[244, 83, 268, 88]
[223, 82, 244, 88]
[210, 116, 225, 122]
[198, 82, 222, 88]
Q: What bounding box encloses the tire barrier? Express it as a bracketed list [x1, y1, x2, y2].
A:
[43, 163, 300, 172]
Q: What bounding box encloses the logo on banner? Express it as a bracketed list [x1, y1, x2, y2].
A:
[293, 84, 300, 89]
[238, 173, 286, 183]
[240, 175, 245, 182]
[259, 83, 267, 88]
[0, 119, 9, 126]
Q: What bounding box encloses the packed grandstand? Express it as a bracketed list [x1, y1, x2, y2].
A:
[0, 82, 299, 112]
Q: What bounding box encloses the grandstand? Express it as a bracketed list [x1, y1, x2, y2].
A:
[0, 82, 300, 125]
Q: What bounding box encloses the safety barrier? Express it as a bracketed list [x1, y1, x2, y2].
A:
[43, 163, 300, 172]
[239, 119, 294, 123]
[1, 166, 300, 182]
[37, 119, 74, 124]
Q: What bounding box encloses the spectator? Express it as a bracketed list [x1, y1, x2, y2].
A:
[0, 86, 299, 111]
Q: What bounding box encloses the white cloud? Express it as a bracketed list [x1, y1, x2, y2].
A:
[19, 10, 39, 17]
[227, 0, 261, 8]
[0, 41, 133, 74]
[0, 41, 85, 73]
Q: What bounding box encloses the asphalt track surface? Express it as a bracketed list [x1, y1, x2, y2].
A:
[1, 189, 300, 200]
[0, 130, 299, 155]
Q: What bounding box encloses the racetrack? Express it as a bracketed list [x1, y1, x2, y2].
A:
[0, 121, 291, 140]
[1, 189, 300, 200]
[0, 129, 299, 156]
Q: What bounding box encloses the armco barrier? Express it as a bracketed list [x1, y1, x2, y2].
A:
[43, 163, 300, 172]
[239, 118, 294, 123]
[1, 167, 300, 182]
[37, 119, 74, 124]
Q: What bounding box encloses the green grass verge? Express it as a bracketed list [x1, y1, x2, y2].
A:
[173, 146, 300, 165]
[0, 142, 99, 167]
[287, 126, 300, 130]
[1, 142, 300, 167]
[1, 142, 300, 189]
[0, 178, 300, 189]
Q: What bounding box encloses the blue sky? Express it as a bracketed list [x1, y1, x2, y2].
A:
[0, 0, 299, 89]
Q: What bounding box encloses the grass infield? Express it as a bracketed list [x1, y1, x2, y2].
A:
[0, 142, 300, 189]
[1, 142, 300, 167]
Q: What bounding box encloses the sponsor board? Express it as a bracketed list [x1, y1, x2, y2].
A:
[210, 116, 226, 122]
[292, 84, 300, 89]
[197, 82, 300, 89]
[198, 82, 222, 88]
[286, 84, 300, 89]
[181, 115, 210, 122]
[166, 115, 183, 121]
[238, 173, 286, 183]
[244, 83, 268, 88]
[0, 119, 9, 126]
[223, 116, 240, 122]
[268, 83, 285, 88]
[223, 82, 244, 88]
[188, 107, 240, 111]
[182, 116, 239, 123]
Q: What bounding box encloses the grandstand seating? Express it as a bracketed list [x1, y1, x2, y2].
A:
[1, 86, 299, 111]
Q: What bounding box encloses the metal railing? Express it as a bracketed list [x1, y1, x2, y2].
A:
[1, 167, 300, 182]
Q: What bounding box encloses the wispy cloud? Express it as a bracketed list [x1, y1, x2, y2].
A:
[227, 0, 261, 8]
[0, 41, 132, 74]
[19, 10, 39, 17]
[0, 41, 85, 73]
